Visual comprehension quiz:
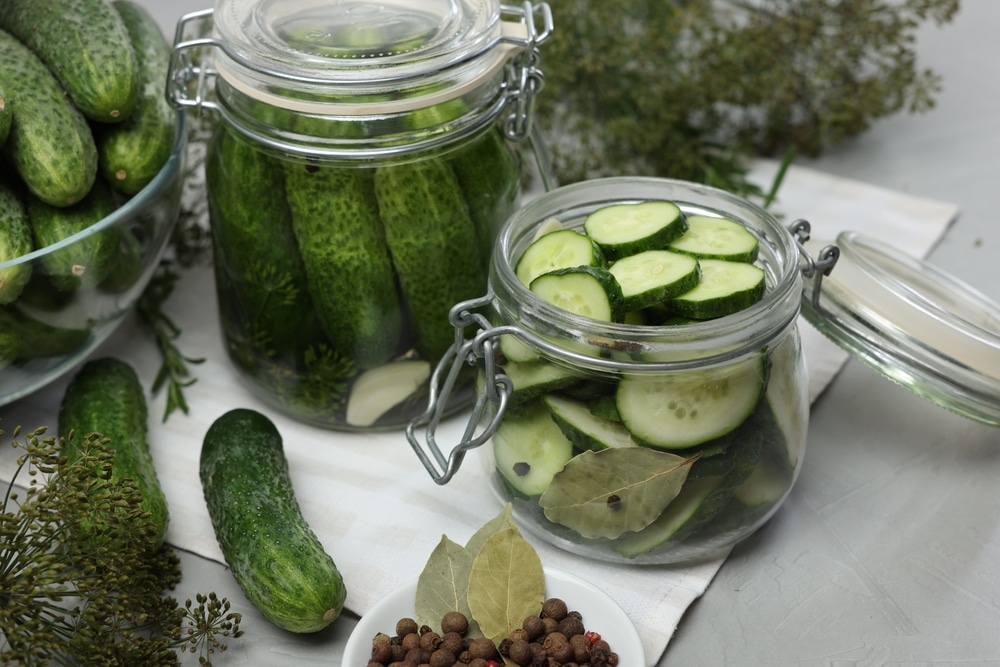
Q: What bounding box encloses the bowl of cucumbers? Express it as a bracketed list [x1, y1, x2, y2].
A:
[0, 0, 187, 406]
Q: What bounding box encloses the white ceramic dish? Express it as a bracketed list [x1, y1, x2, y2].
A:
[342, 566, 645, 666]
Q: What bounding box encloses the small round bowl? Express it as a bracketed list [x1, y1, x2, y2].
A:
[342, 566, 645, 666]
[0, 111, 187, 406]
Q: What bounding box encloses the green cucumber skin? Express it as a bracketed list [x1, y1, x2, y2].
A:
[28, 179, 119, 291]
[0, 82, 10, 146]
[58, 357, 169, 546]
[206, 127, 325, 365]
[0, 0, 138, 123]
[0, 28, 97, 207]
[96, 0, 177, 195]
[447, 128, 520, 269]
[200, 408, 347, 633]
[375, 159, 486, 361]
[284, 162, 403, 369]
[0, 178, 32, 304]
[0, 305, 91, 360]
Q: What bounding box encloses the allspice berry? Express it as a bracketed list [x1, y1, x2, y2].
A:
[540, 598, 568, 621]
[441, 611, 469, 635]
[396, 617, 419, 637]
[468, 636, 500, 661]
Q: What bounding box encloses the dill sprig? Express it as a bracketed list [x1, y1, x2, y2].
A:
[137, 264, 206, 423]
[0, 425, 243, 666]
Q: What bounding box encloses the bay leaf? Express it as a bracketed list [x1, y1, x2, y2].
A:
[538, 447, 697, 539]
[467, 525, 545, 646]
[415, 534, 475, 631]
[465, 503, 515, 556]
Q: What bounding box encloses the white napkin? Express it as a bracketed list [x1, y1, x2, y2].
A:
[0, 160, 958, 665]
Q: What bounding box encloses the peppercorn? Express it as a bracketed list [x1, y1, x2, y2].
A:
[540, 598, 568, 621]
[441, 611, 469, 635]
[541, 617, 559, 635]
[404, 646, 425, 663]
[507, 638, 534, 666]
[420, 631, 443, 652]
[569, 634, 591, 662]
[397, 618, 419, 637]
[557, 615, 585, 638]
[468, 637, 499, 661]
[401, 633, 421, 650]
[429, 647, 457, 667]
[542, 632, 573, 663]
[522, 615, 545, 640]
[372, 642, 393, 664]
[441, 631, 464, 655]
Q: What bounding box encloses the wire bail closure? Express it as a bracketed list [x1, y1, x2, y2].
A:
[405, 295, 515, 485]
[789, 219, 840, 314]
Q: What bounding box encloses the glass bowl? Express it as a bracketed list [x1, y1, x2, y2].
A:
[0, 111, 187, 406]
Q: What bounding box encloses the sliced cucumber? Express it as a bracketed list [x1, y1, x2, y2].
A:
[529, 266, 625, 322]
[669, 259, 765, 320]
[499, 332, 540, 363]
[668, 215, 759, 263]
[345, 360, 431, 427]
[501, 359, 581, 411]
[514, 228, 605, 287]
[616, 356, 766, 449]
[608, 249, 700, 311]
[542, 393, 636, 451]
[612, 476, 723, 558]
[492, 402, 575, 497]
[583, 200, 687, 260]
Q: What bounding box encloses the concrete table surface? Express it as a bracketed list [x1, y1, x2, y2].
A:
[138, 2, 1000, 665]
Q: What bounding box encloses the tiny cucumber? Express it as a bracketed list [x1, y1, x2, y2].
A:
[28, 179, 120, 292]
[284, 161, 403, 369]
[201, 408, 347, 633]
[0, 177, 32, 304]
[96, 0, 178, 195]
[0, 28, 97, 207]
[0, 0, 139, 123]
[374, 158, 486, 362]
[58, 357, 169, 546]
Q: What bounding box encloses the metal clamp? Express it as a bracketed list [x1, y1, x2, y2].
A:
[405, 294, 515, 485]
[788, 219, 840, 312]
[166, 9, 221, 115]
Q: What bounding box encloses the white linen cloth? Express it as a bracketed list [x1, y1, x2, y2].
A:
[0, 160, 959, 665]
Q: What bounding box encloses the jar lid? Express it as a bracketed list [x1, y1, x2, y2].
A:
[799, 229, 1000, 424]
[212, 0, 518, 104]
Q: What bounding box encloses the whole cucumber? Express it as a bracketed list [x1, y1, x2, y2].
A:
[200, 408, 347, 633]
[96, 0, 178, 195]
[28, 179, 119, 291]
[58, 357, 169, 547]
[0, 28, 97, 207]
[374, 158, 486, 361]
[0, 177, 32, 304]
[0, 0, 139, 123]
[284, 162, 403, 369]
[0, 82, 10, 147]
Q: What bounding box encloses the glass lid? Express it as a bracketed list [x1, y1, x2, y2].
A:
[212, 0, 501, 83]
[799, 230, 1000, 425]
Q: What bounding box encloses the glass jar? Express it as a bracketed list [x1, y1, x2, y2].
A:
[167, 0, 553, 430]
[408, 177, 810, 565]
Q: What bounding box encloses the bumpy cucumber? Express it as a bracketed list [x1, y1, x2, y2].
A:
[28, 179, 119, 291]
[0, 178, 32, 304]
[374, 158, 486, 361]
[284, 162, 403, 369]
[96, 0, 177, 195]
[446, 127, 520, 269]
[0, 305, 91, 360]
[201, 408, 347, 633]
[0, 28, 97, 207]
[206, 127, 325, 365]
[58, 357, 169, 546]
[0, 0, 138, 123]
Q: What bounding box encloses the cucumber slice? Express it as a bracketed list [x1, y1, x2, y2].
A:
[612, 476, 723, 558]
[515, 228, 605, 286]
[669, 259, 765, 320]
[668, 215, 759, 263]
[542, 393, 637, 451]
[501, 359, 581, 410]
[529, 266, 626, 322]
[608, 249, 701, 311]
[499, 332, 541, 363]
[616, 356, 766, 449]
[583, 200, 687, 260]
[493, 402, 575, 497]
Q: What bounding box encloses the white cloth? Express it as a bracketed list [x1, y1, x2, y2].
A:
[0, 160, 959, 665]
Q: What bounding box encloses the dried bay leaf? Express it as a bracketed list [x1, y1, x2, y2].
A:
[467, 525, 545, 646]
[539, 447, 698, 539]
[465, 502, 515, 556]
[415, 535, 475, 631]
